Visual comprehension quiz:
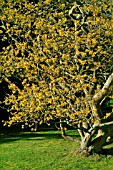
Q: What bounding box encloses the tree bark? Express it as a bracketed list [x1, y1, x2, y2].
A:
[80, 121, 113, 153]
[93, 73, 113, 104]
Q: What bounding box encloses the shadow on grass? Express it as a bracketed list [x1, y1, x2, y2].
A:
[101, 148, 113, 155]
[0, 131, 61, 144]
[0, 129, 80, 144]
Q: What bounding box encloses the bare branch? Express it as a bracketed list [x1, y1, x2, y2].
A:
[59, 119, 80, 142]
[89, 121, 113, 133]
[93, 73, 113, 103]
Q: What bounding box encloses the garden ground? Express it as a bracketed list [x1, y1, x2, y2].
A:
[0, 128, 113, 170]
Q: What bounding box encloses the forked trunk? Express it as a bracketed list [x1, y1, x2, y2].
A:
[80, 125, 113, 154]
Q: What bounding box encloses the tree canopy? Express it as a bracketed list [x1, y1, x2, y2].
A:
[0, 0, 113, 153]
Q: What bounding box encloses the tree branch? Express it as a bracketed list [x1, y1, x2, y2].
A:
[59, 119, 80, 142]
[89, 121, 113, 133]
[93, 73, 113, 103]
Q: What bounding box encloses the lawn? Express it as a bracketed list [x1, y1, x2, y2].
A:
[0, 128, 113, 170]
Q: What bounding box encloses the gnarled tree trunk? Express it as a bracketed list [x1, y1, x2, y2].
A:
[76, 73, 113, 154]
[80, 123, 113, 154]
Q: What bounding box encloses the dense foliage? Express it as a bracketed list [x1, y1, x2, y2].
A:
[0, 0, 113, 153]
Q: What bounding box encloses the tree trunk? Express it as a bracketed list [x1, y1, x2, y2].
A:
[90, 131, 108, 153]
[80, 125, 113, 154]
[80, 133, 92, 152]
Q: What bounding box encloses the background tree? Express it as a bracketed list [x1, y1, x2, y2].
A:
[0, 0, 113, 154]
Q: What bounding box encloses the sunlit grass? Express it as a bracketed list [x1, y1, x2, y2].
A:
[0, 129, 113, 170]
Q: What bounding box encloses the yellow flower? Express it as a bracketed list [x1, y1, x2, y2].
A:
[44, 0, 51, 4]
[0, 30, 3, 34]
[61, 4, 65, 9]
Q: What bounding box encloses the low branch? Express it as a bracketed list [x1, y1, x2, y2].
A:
[99, 121, 113, 127]
[89, 121, 113, 133]
[59, 119, 80, 142]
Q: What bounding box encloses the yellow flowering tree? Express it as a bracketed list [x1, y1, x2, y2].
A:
[0, 0, 113, 153]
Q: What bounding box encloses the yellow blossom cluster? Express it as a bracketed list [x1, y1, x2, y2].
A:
[0, 0, 113, 129]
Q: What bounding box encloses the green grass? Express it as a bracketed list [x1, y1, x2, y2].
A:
[0, 129, 113, 170]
